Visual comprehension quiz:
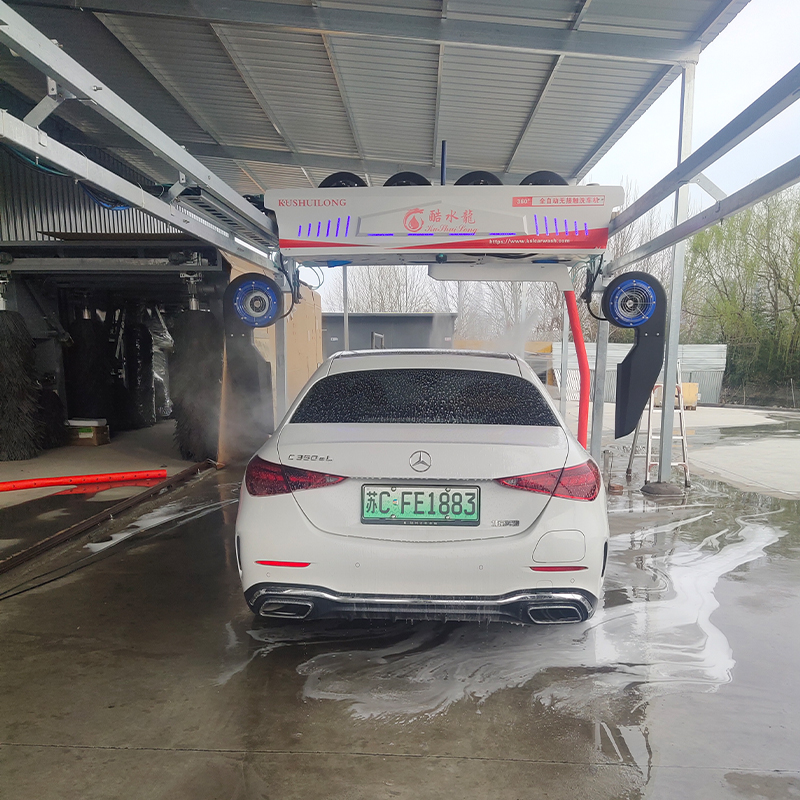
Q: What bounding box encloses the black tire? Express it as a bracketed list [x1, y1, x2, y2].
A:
[169, 311, 223, 461]
[0, 310, 42, 460]
[64, 317, 110, 420]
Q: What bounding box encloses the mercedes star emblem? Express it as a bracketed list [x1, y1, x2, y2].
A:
[410, 450, 431, 472]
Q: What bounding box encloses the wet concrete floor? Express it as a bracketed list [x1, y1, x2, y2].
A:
[1, 458, 799, 799]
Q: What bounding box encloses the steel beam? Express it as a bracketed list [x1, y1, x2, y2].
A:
[0, 1, 277, 244]
[0, 110, 276, 272]
[184, 142, 531, 185]
[3, 258, 222, 272]
[7, 0, 700, 65]
[609, 153, 800, 274]
[610, 62, 800, 235]
[506, 0, 592, 174]
[658, 65, 695, 484]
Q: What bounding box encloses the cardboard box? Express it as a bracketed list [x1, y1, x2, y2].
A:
[654, 383, 700, 410]
[68, 424, 111, 446]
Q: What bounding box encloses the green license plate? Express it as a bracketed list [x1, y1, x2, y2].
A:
[361, 485, 480, 526]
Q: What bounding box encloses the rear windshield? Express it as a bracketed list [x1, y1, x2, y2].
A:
[290, 368, 559, 426]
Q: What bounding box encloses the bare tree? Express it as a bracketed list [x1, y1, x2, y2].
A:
[324, 265, 440, 313]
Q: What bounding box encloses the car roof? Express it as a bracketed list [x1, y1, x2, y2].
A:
[327, 349, 523, 376]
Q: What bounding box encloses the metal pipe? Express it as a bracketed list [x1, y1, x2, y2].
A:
[275, 300, 289, 422]
[658, 64, 695, 483]
[342, 264, 350, 350]
[564, 290, 590, 448]
[590, 316, 609, 461]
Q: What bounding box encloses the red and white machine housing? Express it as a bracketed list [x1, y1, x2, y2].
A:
[264, 184, 626, 447]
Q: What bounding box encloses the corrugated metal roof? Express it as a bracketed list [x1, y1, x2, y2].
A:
[98, 15, 288, 151]
[325, 37, 439, 163]
[447, 0, 580, 26]
[0, 0, 753, 193]
[510, 57, 665, 176]
[438, 48, 554, 170]
[212, 27, 360, 158]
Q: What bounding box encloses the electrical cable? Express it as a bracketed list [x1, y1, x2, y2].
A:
[2, 144, 71, 177]
[582, 255, 609, 322]
[3, 145, 135, 210]
[79, 182, 131, 211]
[274, 252, 297, 320]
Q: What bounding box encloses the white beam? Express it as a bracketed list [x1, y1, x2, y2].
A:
[7, 0, 701, 65]
[610, 62, 800, 235]
[609, 153, 800, 274]
[0, 109, 276, 272]
[0, 0, 277, 244]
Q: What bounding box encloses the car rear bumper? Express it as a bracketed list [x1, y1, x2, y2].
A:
[245, 582, 598, 625]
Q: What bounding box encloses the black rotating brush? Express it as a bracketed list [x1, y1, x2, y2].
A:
[0, 308, 42, 460]
[169, 310, 224, 461]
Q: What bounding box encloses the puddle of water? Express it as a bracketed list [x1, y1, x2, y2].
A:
[223, 478, 796, 723]
[85, 498, 238, 553]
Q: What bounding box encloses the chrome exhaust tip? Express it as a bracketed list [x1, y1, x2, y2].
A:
[258, 600, 314, 619]
[527, 604, 585, 624]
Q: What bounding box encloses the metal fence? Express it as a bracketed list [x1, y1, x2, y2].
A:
[547, 343, 727, 404]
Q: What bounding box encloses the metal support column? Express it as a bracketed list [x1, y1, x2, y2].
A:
[559, 298, 569, 419]
[275, 304, 288, 423]
[590, 315, 610, 461]
[273, 267, 290, 423]
[658, 64, 695, 483]
[342, 264, 350, 350]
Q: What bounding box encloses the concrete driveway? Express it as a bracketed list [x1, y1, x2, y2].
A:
[1, 419, 799, 799]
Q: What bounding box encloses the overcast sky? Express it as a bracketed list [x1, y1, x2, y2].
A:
[586, 0, 800, 208]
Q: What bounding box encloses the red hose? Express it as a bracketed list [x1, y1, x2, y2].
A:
[0, 469, 168, 493]
[564, 290, 590, 448]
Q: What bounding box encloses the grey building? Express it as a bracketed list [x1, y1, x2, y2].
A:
[322, 313, 458, 358]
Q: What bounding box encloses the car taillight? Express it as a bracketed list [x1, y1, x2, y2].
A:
[244, 456, 345, 497]
[496, 460, 601, 502]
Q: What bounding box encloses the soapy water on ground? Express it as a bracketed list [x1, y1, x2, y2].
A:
[85, 497, 238, 553]
[225, 479, 793, 721]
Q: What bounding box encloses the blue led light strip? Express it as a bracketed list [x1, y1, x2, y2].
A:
[345, 216, 351, 236]
[534, 215, 539, 235]
[336, 218, 341, 237]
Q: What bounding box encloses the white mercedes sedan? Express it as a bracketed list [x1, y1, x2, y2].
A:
[235, 349, 608, 625]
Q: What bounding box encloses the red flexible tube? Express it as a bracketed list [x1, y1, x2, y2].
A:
[564, 290, 590, 448]
[0, 469, 168, 493]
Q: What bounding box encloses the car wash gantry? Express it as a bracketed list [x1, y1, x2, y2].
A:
[233, 167, 665, 455]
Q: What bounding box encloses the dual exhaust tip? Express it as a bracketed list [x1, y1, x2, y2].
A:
[256, 599, 587, 625]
